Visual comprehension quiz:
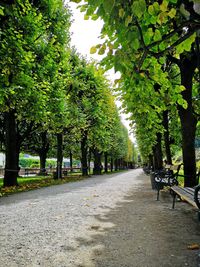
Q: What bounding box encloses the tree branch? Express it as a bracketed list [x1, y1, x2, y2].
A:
[152, 29, 199, 58]
[167, 54, 180, 67]
[145, 21, 200, 50]
[135, 17, 200, 65]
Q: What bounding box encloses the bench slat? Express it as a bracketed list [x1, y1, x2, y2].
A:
[171, 186, 197, 208]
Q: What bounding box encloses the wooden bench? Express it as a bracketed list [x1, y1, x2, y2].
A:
[170, 168, 200, 219]
[154, 164, 182, 201]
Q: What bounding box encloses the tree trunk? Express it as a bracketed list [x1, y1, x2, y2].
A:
[39, 132, 49, 175]
[162, 110, 172, 164]
[55, 133, 63, 179]
[149, 155, 154, 170]
[114, 159, 118, 171]
[81, 133, 88, 176]
[104, 152, 108, 173]
[4, 110, 18, 187]
[119, 159, 122, 169]
[178, 54, 197, 187]
[39, 153, 46, 171]
[110, 157, 113, 172]
[88, 149, 91, 174]
[69, 150, 73, 171]
[93, 149, 102, 175]
[153, 133, 163, 170]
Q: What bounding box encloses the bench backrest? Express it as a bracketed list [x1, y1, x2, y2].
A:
[170, 164, 182, 171]
[165, 164, 171, 170]
[197, 167, 200, 183]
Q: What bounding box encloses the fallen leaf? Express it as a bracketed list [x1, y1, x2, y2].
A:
[187, 244, 200, 250]
[91, 225, 100, 230]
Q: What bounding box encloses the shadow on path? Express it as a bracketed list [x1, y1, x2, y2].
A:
[72, 175, 200, 267]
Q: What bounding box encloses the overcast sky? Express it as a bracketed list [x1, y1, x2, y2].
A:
[67, 2, 135, 142]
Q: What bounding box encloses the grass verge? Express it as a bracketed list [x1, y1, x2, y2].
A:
[0, 169, 129, 197]
[0, 174, 87, 197]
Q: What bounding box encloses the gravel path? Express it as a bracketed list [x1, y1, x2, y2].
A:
[1, 169, 200, 267]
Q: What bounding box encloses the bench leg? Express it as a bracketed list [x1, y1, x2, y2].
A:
[157, 188, 160, 201]
[172, 191, 176, 209]
[198, 211, 200, 222]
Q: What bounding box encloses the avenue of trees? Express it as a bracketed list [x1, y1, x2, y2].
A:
[0, 0, 137, 187]
[74, 0, 200, 187]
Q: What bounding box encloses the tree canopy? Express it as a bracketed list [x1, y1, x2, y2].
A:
[71, 0, 200, 186]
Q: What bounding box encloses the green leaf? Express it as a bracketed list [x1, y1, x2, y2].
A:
[180, 4, 190, 18]
[103, 0, 115, 14]
[180, 85, 186, 91]
[91, 14, 99, 20]
[153, 2, 160, 12]
[70, 0, 82, 3]
[148, 5, 154, 15]
[150, 16, 157, 24]
[157, 12, 168, 24]
[177, 97, 188, 109]
[132, 38, 140, 50]
[119, 8, 125, 18]
[153, 29, 162, 41]
[90, 46, 97, 54]
[0, 8, 4, 16]
[159, 57, 165, 64]
[125, 15, 132, 27]
[84, 14, 89, 20]
[169, 0, 177, 3]
[132, 0, 146, 18]
[98, 46, 106, 55]
[128, 30, 139, 43]
[160, 0, 168, 12]
[143, 28, 154, 44]
[168, 8, 176, 18]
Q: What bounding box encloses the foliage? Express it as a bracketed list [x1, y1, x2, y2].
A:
[0, 0, 71, 131]
[19, 157, 57, 168]
[72, 0, 200, 170]
[19, 158, 40, 168]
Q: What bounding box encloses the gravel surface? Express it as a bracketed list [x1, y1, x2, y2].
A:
[1, 169, 200, 267]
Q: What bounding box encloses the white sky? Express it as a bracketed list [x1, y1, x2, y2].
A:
[67, 1, 135, 143]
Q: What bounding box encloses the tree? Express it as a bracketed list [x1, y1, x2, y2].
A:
[0, 0, 71, 186]
[74, 0, 200, 186]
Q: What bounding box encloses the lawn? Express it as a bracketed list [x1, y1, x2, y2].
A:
[0, 174, 85, 197]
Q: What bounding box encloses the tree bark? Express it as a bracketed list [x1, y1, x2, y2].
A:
[110, 157, 113, 172]
[149, 155, 154, 170]
[152, 133, 163, 170]
[162, 110, 172, 164]
[114, 159, 118, 171]
[104, 152, 108, 173]
[4, 110, 18, 186]
[69, 150, 73, 171]
[93, 148, 102, 175]
[38, 131, 49, 175]
[88, 149, 91, 174]
[178, 54, 197, 187]
[81, 132, 88, 176]
[55, 133, 63, 179]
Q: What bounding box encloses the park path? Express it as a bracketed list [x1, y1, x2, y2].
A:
[0, 169, 200, 267]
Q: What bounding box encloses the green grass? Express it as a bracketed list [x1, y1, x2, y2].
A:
[177, 161, 200, 187]
[0, 174, 86, 197]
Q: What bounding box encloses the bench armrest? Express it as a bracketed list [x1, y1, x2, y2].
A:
[194, 184, 200, 209]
